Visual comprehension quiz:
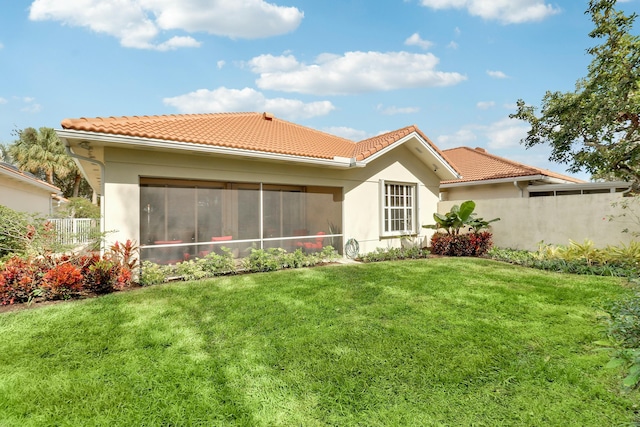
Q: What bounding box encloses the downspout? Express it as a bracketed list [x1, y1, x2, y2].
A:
[513, 181, 524, 198]
[64, 143, 106, 253]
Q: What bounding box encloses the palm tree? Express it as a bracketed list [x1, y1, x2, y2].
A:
[9, 126, 76, 187]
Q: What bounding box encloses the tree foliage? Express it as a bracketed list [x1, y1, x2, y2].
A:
[511, 0, 640, 188]
[54, 197, 100, 219]
[8, 127, 73, 185]
[7, 127, 92, 199]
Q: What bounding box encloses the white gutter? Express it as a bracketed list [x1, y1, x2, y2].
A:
[513, 181, 524, 197]
[441, 175, 549, 188]
[56, 129, 365, 169]
[62, 139, 107, 252]
[527, 181, 632, 193]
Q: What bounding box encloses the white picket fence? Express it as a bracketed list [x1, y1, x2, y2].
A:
[48, 218, 100, 246]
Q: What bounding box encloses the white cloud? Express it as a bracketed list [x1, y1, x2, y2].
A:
[419, 0, 560, 24]
[217, 60, 226, 69]
[0, 42, 4, 49]
[404, 33, 434, 50]
[14, 96, 42, 113]
[483, 117, 529, 149]
[28, 0, 303, 50]
[487, 70, 509, 79]
[249, 51, 466, 95]
[162, 87, 334, 120]
[476, 101, 495, 110]
[447, 41, 459, 49]
[377, 104, 420, 115]
[323, 126, 370, 141]
[0, 97, 7, 104]
[155, 36, 201, 51]
[436, 129, 477, 148]
[435, 117, 529, 149]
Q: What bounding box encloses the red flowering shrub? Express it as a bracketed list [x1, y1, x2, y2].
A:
[41, 263, 84, 299]
[430, 232, 493, 257]
[0, 241, 138, 305]
[109, 240, 139, 272]
[85, 259, 121, 294]
[0, 256, 44, 305]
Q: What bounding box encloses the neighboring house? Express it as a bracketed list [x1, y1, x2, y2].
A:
[0, 162, 64, 216]
[56, 112, 460, 262]
[438, 147, 634, 250]
[439, 147, 588, 201]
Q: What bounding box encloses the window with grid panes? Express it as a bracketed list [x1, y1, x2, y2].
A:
[381, 181, 417, 236]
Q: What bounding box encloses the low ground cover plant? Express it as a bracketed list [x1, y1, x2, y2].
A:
[0, 258, 636, 425]
[140, 246, 339, 286]
[487, 240, 640, 278]
[359, 244, 429, 262]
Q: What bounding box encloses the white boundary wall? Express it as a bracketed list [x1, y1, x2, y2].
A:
[439, 193, 637, 250]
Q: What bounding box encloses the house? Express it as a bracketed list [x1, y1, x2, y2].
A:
[0, 161, 64, 216]
[439, 147, 588, 201]
[56, 112, 460, 262]
[438, 147, 634, 250]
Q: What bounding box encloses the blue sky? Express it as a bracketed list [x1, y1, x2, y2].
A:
[0, 0, 637, 180]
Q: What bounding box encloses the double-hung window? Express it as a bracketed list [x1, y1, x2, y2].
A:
[380, 180, 417, 236]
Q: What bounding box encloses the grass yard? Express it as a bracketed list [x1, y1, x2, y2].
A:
[0, 258, 638, 426]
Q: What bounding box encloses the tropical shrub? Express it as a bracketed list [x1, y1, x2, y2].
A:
[0, 205, 60, 259]
[0, 240, 138, 305]
[197, 247, 236, 275]
[0, 256, 44, 305]
[360, 246, 429, 263]
[175, 259, 210, 282]
[54, 197, 100, 219]
[84, 259, 121, 294]
[487, 246, 637, 278]
[41, 262, 84, 300]
[139, 260, 168, 286]
[424, 201, 498, 257]
[242, 248, 286, 272]
[604, 292, 640, 389]
[140, 245, 339, 284]
[430, 231, 493, 257]
[423, 200, 499, 235]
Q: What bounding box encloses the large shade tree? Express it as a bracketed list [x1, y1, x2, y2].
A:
[511, 0, 640, 189]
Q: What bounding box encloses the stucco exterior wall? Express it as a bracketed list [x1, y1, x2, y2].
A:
[0, 176, 52, 215]
[440, 182, 522, 201]
[439, 193, 637, 250]
[102, 145, 441, 256]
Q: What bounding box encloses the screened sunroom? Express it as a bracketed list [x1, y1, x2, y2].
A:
[139, 178, 343, 264]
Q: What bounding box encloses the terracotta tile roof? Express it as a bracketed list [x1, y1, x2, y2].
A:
[60, 113, 455, 168]
[61, 112, 359, 160]
[354, 126, 460, 174]
[441, 147, 583, 184]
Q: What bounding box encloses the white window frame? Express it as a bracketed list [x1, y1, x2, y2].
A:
[379, 180, 418, 237]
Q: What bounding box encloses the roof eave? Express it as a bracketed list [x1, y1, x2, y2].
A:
[441, 175, 549, 188]
[527, 181, 632, 192]
[57, 129, 360, 169]
[359, 131, 460, 180]
[0, 167, 61, 194]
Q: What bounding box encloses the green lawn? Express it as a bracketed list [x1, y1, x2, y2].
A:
[0, 258, 638, 426]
